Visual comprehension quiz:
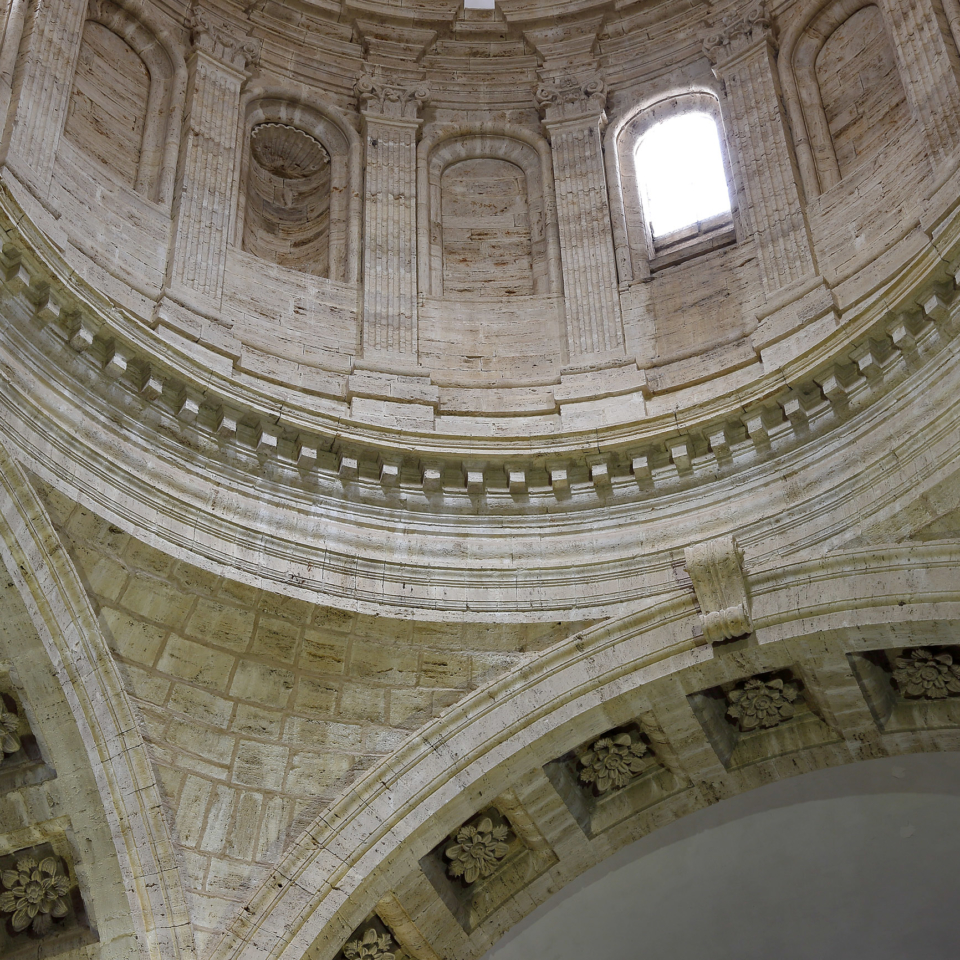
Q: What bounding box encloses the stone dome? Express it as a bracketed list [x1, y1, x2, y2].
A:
[0, 0, 958, 955]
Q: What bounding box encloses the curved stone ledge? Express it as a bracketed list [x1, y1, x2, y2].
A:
[1, 176, 960, 612]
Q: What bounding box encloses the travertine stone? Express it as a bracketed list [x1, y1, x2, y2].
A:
[537, 74, 624, 359]
[357, 70, 428, 359]
[167, 10, 259, 310]
[705, 2, 816, 295]
[683, 536, 753, 643]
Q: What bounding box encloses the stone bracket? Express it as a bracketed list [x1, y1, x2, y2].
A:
[683, 535, 753, 644]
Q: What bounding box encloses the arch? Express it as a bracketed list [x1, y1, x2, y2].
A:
[64, 0, 184, 204]
[417, 124, 562, 298]
[238, 91, 362, 284]
[0, 442, 196, 960]
[207, 541, 960, 960]
[608, 88, 737, 281]
[780, 0, 916, 197]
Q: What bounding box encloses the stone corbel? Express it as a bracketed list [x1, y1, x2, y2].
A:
[702, 0, 776, 68]
[683, 535, 753, 643]
[535, 73, 607, 125]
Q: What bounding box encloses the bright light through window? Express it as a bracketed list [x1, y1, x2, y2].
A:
[635, 112, 731, 239]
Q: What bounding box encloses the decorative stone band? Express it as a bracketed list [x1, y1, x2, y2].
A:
[684, 535, 753, 643]
[702, 0, 776, 64]
[355, 72, 430, 119]
[0, 187, 958, 517]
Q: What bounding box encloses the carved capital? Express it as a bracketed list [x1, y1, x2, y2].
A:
[702, 1, 776, 66]
[189, 8, 260, 72]
[535, 74, 607, 124]
[683, 535, 753, 643]
[355, 70, 429, 120]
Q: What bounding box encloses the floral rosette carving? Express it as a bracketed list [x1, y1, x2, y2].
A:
[0, 856, 71, 935]
[578, 734, 648, 793]
[444, 817, 510, 884]
[893, 648, 960, 699]
[343, 928, 395, 960]
[0, 705, 21, 761]
[726, 677, 799, 731]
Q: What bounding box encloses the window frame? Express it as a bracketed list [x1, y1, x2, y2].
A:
[614, 92, 739, 277]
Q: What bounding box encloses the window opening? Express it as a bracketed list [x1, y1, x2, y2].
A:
[634, 111, 732, 254]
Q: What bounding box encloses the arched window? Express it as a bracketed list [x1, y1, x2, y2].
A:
[612, 93, 737, 278]
[635, 112, 732, 251]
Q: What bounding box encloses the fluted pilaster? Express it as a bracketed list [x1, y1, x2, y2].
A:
[705, 4, 816, 295]
[879, 0, 960, 168]
[167, 10, 258, 308]
[5, 0, 89, 191]
[537, 75, 623, 360]
[357, 71, 427, 358]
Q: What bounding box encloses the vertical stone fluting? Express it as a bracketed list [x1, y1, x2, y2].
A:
[537, 76, 623, 360]
[167, 11, 258, 308]
[356, 72, 427, 359]
[705, 4, 816, 295]
[4, 0, 89, 191]
[879, 0, 960, 168]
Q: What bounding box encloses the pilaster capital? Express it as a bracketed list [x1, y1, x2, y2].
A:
[355, 69, 429, 120]
[535, 73, 607, 125]
[702, 1, 777, 69]
[188, 7, 261, 73]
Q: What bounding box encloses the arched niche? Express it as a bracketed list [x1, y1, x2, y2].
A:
[238, 95, 362, 285]
[815, 5, 911, 180]
[781, 0, 919, 197]
[417, 126, 561, 299]
[62, 0, 183, 204]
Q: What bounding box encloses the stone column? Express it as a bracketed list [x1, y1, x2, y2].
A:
[704, 4, 816, 296]
[878, 0, 960, 170]
[536, 75, 624, 361]
[166, 10, 259, 312]
[3, 0, 89, 192]
[356, 72, 427, 360]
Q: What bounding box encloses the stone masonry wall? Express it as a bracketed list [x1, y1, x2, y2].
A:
[35, 481, 588, 956]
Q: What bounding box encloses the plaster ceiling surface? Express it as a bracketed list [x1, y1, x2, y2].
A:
[486, 752, 960, 960]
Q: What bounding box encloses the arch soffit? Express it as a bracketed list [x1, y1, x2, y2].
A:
[0, 441, 196, 960]
[210, 540, 960, 960]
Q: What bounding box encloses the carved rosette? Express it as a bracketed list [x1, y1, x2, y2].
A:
[0, 856, 72, 936]
[893, 647, 960, 699]
[578, 733, 649, 794]
[355, 72, 429, 120]
[444, 816, 511, 883]
[0, 704, 21, 762]
[189, 8, 261, 71]
[343, 928, 396, 960]
[535, 74, 607, 123]
[726, 677, 799, 731]
[702, 1, 776, 65]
